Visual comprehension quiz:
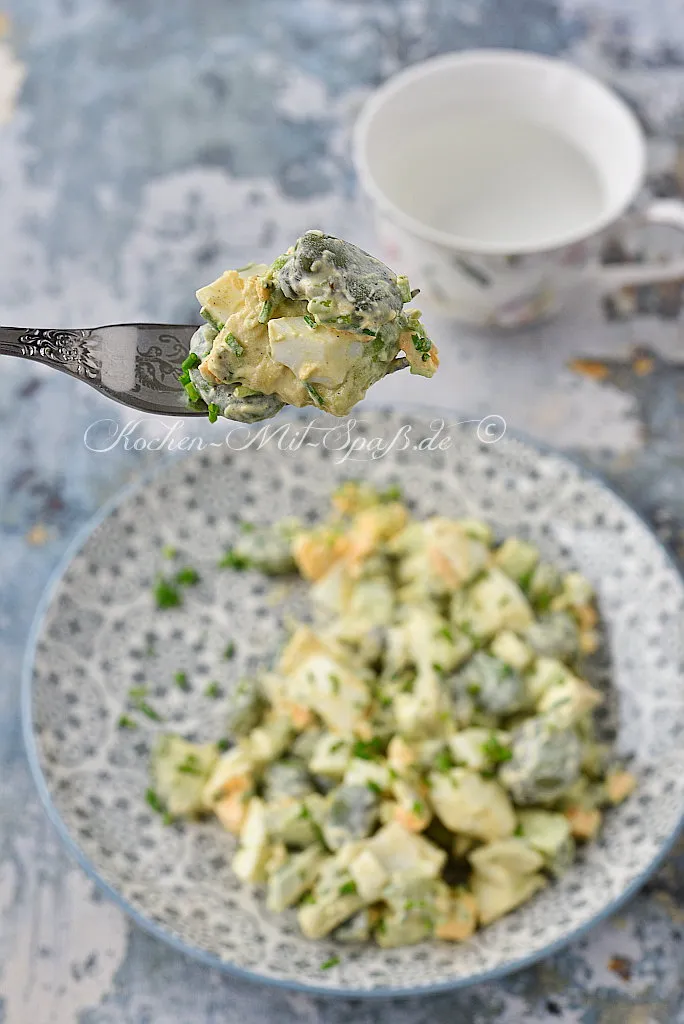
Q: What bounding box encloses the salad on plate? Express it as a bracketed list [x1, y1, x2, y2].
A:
[147, 482, 635, 949]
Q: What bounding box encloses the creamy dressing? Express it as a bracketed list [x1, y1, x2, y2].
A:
[277, 230, 404, 333]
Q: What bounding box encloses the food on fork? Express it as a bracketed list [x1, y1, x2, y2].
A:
[180, 231, 438, 423]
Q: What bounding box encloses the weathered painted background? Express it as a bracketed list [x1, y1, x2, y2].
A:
[1, 1, 684, 1021]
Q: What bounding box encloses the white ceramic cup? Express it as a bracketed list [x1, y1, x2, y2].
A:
[354, 49, 684, 327]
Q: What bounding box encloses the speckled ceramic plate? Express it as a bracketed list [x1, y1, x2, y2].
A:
[22, 409, 684, 997]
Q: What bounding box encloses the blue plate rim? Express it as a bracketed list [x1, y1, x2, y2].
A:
[20, 406, 684, 1000]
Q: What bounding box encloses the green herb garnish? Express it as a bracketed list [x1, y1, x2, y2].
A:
[162, 545, 177, 560]
[181, 352, 201, 372]
[351, 737, 383, 761]
[411, 333, 432, 354]
[175, 566, 200, 587]
[208, 403, 220, 424]
[223, 642, 236, 660]
[117, 714, 137, 729]
[258, 299, 273, 323]
[438, 626, 454, 644]
[174, 671, 189, 691]
[380, 484, 403, 502]
[366, 780, 382, 795]
[338, 880, 357, 896]
[396, 275, 412, 303]
[320, 956, 340, 970]
[270, 253, 290, 274]
[219, 550, 251, 570]
[183, 381, 201, 404]
[481, 733, 513, 764]
[137, 701, 163, 722]
[303, 314, 317, 329]
[217, 738, 231, 753]
[224, 332, 244, 356]
[145, 788, 165, 814]
[204, 682, 221, 699]
[434, 750, 454, 773]
[154, 576, 182, 609]
[177, 754, 203, 775]
[514, 823, 524, 837]
[305, 383, 324, 407]
[200, 307, 224, 332]
[329, 674, 341, 694]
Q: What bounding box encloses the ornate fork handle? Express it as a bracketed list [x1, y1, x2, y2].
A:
[0, 327, 102, 381]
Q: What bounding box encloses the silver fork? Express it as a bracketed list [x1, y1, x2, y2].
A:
[0, 323, 409, 419]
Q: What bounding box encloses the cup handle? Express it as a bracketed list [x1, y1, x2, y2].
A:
[597, 199, 684, 293]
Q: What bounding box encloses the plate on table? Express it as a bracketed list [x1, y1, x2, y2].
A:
[22, 409, 684, 997]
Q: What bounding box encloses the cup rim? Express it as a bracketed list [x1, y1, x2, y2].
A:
[353, 48, 647, 256]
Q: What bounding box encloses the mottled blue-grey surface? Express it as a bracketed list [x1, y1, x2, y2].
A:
[2, 0, 684, 1021]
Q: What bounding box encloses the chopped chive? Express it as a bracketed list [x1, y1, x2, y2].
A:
[351, 737, 383, 761]
[145, 788, 165, 814]
[438, 626, 454, 644]
[432, 662, 444, 674]
[305, 383, 324, 407]
[412, 800, 425, 817]
[361, 328, 376, 337]
[183, 381, 201, 404]
[217, 737, 231, 752]
[422, 352, 430, 361]
[204, 682, 221, 699]
[200, 307, 224, 332]
[137, 701, 163, 722]
[128, 686, 147, 700]
[218, 550, 251, 570]
[396, 275, 412, 303]
[174, 671, 189, 691]
[154, 576, 182, 609]
[178, 369, 191, 386]
[207, 403, 220, 424]
[177, 753, 203, 775]
[380, 484, 403, 502]
[181, 352, 201, 372]
[481, 732, 513, 764]
[258, 299, 273, 323]
[117, 714, 137, 729]
[162, 811, 174, 826]
[300, 891, 316, 905]
[271, 253, 290, 273]
[223, 642, 236, 660]
[366, 780, 382, 795]
[175, 566, 200, 587]
[514, 823, 524, 837]
[410, 287, 421, 299]
[303, 314, 317, 329]
[434, 750, 454, 773]
[329, 674, 341, 694]
[320, 956, 340, 970]
[224, 332, 244, 356]
[338, 880, 357, 896]
[162, 545, 177, 560]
